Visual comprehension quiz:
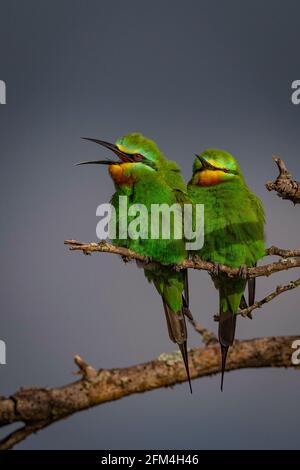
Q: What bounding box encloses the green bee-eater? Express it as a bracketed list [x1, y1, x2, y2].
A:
[78, 133, 193, 391]
[188, 149, 265, 390]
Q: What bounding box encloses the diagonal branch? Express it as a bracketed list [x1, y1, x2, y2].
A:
[0, 335, 298, 450]
[187, 318, 218, 345]
[64, 240, 300, 279]
[267, 246, 300, 258]
[266, 156, 300, 204]
[238, 277, 300, 318]
[0, 422, 48, 451]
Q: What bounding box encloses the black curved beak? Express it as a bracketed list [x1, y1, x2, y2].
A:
[195, 154, 210, 170]
[76, 138, 133, 166]
[195, 154, 238, 175]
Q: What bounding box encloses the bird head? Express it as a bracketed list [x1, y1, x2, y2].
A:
[77, 133, 165, 185]
[190, 149, 241, 186]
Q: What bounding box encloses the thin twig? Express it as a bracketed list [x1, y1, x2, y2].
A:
[238, 277, 300, 317]
[267, 246, 300, 258]
[0, 422, 48, 451]
[187, 318, 218, 345]
[74, 354, 98, 379]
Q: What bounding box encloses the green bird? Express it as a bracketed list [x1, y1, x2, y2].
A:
[78, 133, 193, 391]
[188, 149, 265, 390]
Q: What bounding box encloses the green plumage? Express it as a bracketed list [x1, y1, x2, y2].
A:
[79, 133, 192, 389]
[111, 182, 187, 314]
[188, 174, 265, 309]
[110, 134, 189, 313]
[188, 148, 265, 388]
[111, 170, 187, 266]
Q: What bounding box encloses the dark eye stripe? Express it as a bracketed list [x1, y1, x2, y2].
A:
[196, 155, 238, 175]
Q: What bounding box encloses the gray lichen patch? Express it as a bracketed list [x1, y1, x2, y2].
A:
[158, 351, 183, 366]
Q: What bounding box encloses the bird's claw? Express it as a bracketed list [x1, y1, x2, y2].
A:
[191, 254, 201, 264]
[171, 263, 181, 272]
[143, 255, 153, 265]
[211, 262, 221, 277]
[238, 264, 248, 279]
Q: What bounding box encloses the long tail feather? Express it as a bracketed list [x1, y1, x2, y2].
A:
[248, 263, 257, 306]
[218, 310, 237, 391]
[182, 270, 194, 321]
[240, 295, 248, 310]
[178, 341, 192, 394]
[220, 345, 228, 392]
[183, 269, 189, 308]
[162, 300, 192, 393]
[218, 310, 237, 346]
[219, 293, 249, 390]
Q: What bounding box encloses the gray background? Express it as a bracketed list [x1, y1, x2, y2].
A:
[0, 0, 299, 449]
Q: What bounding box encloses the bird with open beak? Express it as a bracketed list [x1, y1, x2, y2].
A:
[77, 133, 194, 392]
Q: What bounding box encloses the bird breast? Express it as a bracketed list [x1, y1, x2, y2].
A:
[108, 163, 135, 186]
[196, 169, 225, 186]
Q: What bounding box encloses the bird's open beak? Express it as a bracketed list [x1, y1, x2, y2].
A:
[76, 138, 133, 166]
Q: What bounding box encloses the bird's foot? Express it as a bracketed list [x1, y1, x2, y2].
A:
[211, 262, 221, 277]
[171, 263, 181, 272]
[191, 254, 201, 264]
[121, 255, 130, 263]
[238, 264, 248, 279]
[143, 255, 153, 265]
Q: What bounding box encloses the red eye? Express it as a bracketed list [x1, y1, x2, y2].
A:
[134, 153, 143, 162]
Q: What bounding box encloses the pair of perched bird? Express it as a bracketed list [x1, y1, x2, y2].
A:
[78, 133, 265, 391]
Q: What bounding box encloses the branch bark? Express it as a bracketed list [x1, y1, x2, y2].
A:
[0, 335, 298, 450]
[187, 318, 218, 345]
[266, 156, 300, 204]
[64, 240, 300, 279]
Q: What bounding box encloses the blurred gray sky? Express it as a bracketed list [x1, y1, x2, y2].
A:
[0, 0, 299, 449]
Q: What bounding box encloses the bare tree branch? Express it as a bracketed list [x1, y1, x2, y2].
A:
[0, 336, 298, 450]
[238, 277, 300, 317]
[266, 156, 300, 204]
[0, 422, 48, 451]
[64, 240, 300, 279]
[267, 246, 300, 258]
[187, 318, 218, 345]
[74, 354, 98, 379]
